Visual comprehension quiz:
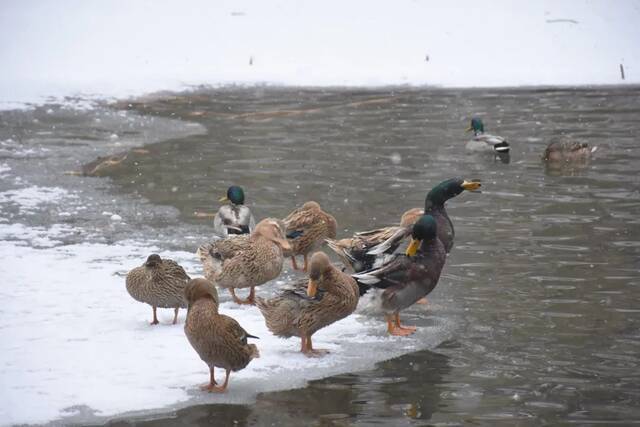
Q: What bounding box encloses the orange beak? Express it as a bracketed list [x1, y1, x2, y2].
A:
[307, 279, 318, 298]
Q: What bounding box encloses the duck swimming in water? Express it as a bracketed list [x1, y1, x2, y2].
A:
[465, 118, 510, 161]
[543, 140, 596, 172]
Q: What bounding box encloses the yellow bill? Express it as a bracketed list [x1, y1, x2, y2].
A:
[461, 179, 482, 191]
[219, 196, 229, 202]
[465, 126, 473, 132]
[405, 238, 421, 256]
[307, 279, 318, 297]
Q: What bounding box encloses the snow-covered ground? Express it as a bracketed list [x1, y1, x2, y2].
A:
[1, 0, 639, 109]
[0, 184, 453, 426]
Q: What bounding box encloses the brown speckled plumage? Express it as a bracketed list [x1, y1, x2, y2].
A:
[125, 254, 190, 324]
[283, 201, 337, 271]
[543, 140, 594, 165]
[256, 252, 359, 356]
[184, 278, 259, 392]
[196, 218, 291, 304]
[326, 207, 423, 272]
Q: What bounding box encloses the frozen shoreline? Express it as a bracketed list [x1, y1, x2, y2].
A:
[0, 224, 453, 426]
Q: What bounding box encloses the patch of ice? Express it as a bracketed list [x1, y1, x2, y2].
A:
[0, 186, 75, 214]
[0, 223, 76, 248]
[0, 237, 452, 425]
[110, 214, 122, 221]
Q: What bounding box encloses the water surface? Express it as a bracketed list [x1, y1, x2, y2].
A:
[2, 86, 640, 425]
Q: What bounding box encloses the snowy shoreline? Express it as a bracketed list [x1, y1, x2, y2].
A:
[0, 102, 456, 425]
[0, 224, 454, 426]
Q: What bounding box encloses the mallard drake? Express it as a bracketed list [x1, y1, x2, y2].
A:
[196, 218, 291, 305]
[465, 118, 510, 158]
[184, 278, 260, 393]
[125, 254, 190, 325]
[256, 252, 359, 356]
[353, 215, 446, 336]
[213, 185, 256, 238]
[325, 207, 423, 272]
[543, 140, 596, 165]
[365, 177, 481, 259]
[283, 201, 337, 272]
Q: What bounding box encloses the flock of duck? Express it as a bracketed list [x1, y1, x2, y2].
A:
[124, 118, 597, 393]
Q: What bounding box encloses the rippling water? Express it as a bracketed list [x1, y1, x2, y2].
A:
[2, 86, 640, 425]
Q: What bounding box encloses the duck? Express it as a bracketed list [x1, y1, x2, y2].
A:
[325, 207, 423, 272]
[543, 140, 596, 166]
[465, 118, 510, 159]
[256, 252, 359, 357]
[213, 185, 256, 238]
[125, 254, 191, 325]
[283, 201, 337, 272]
[196, 218, 291, 305]
[362, 177, 481, 261]
[353, 215, 447, 336]
[184, 278, 260, 393]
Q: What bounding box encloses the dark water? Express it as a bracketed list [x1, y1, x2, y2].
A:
[4, 86, 640, 425]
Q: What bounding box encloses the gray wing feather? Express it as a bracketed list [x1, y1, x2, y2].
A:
[475, 134, 505, 146]
[366, 226, 411, 255]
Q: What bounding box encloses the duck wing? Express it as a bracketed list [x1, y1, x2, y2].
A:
[283, 206, 318, 233]
[365, 225, 412, 256]
[352, 254, 414, 290]
[475, 134, 510, 152]
[161, 258, 191, 281]
[326, 226, 403, 272]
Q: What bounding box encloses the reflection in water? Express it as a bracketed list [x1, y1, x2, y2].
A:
[105, 349, 450, 426]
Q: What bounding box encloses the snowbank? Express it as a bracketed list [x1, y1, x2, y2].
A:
[1, 0, 638, 108]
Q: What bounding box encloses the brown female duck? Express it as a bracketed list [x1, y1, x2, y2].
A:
[125, 254, 191, 325]
[256, 252, 359, 356]
[196, 218, 291, 305]
[283, 201, 337, 272]
[543, 140, 596, 175]
[184, 278, 260, 393]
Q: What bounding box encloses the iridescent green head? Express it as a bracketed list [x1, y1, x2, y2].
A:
[406, 214, 438, 256]
[425, 177, 481, 209]
[220, 185, 245, 205]
[466, 117, 485, 135]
